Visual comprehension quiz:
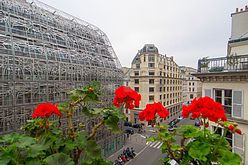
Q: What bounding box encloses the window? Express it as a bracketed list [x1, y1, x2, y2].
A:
[215, 89, 232, 117]
[190, 94, 194, 99]
[149, 87, 154, 92]
[149, 72, 155, 75]
[134, 87, 139, 92]
[192, 88, 194, 92]
[160, 95, 162, 100]
[148, 55, 155, 62]
[136, 64, 140, 68]
[189, 82, 191, 86]
[134, 79, 139, 84]
[189, 88, 191, 92]
[144, 55, 146, 62]
[163, 87, 165, 92]
[159, 87, 162, 92]
[160, 79, 162, 84]
[149, 79, 154, 84]
[149, 95, 154, 101]
[148, 63, 155, 68]
[163, 94, 165, 99]
[192, 82, 195, 86]
[134, 71, 139, 76]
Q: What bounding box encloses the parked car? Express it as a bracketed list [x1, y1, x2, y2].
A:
[168, 127, 175, 132]
[175, 119, 180, 124]
[178, 116, 184, 120]
[195, 121, 200, 127]
[132, 124, 142, 128]
[124, 128, 134, 134]
[124, 122, 132, 127]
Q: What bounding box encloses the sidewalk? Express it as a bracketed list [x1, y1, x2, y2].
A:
[106, 133, 146, 162]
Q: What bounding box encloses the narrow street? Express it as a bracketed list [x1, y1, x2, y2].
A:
[107, 118, 197, 165]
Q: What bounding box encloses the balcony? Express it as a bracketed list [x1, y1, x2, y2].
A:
[197, 55, 248, 73]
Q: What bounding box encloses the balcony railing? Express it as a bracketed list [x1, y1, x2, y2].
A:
[197, 55, 248, 73]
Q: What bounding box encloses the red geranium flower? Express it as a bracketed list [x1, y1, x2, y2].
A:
[138, 102, 169, 121]
[182, 97, 227, 122]
[228, 125, 235, 131]
[235, 128, 242, 135]
[113, 86, 141, 110]
[32, 103, 61, 118]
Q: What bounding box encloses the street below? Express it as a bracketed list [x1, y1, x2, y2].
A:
[107, 117, 197, 165]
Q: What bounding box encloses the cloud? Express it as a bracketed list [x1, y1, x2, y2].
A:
[40, 0, 247, 68]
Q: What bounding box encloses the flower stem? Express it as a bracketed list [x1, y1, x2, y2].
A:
[203, 118, 206, 138]
[213, 123, 220, 134]
[89, 120, 104, 139]
[67, 97, 86, 140]
[212, 128, 228, 156]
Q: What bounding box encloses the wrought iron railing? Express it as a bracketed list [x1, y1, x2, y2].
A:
[197, 55, 248, 73]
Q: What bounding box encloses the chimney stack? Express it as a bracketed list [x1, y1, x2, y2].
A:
[171, 56, 174, 61]
[236, 8, 239, 12]
[245, 6, 248, 11]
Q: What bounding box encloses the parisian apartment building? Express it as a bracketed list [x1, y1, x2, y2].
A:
[180, 66, 202, 105]
[194, 6, 248, 164]
[123, 44, 183, 126]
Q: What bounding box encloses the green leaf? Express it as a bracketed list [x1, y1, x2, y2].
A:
[62, 140, 78, 153]
[51, 127, 62, 135]
[81, 106, 94, 117]
[44, 153, 75, 165]
[70, 94, 80, 102]
[84, 140, 102, 162]
[92, 81, 101, 87]
[171, 144, 180, 151]
[0, 132, 22, 143]
[158, 129, 168, 135]
[218, 149, 242, 165]
[104, 115, 120, 133]
[158, 157, 170, 164]
[59, 102, 71, 107]
[27, 143, 49, 158]
[15, 136, 35, 148]
[80, 158, 112, 165]
[25, 159, 43, 165]
[75, 134, 88, 149]
[188, 141, 211, 162]
[0, 153, 11, 165]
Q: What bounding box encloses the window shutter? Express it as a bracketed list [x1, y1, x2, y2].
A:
[234, 133, 245, 163]
[204, 88, 212, 98]
[232, 90, 243, 118]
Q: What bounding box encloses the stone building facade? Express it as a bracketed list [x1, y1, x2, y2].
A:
[125, 44, 183, 126]
[180, 66, 202, 105]
[194, 7, 248, 164]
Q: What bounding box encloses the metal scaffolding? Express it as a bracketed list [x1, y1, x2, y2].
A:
[0, 0, 124, 156]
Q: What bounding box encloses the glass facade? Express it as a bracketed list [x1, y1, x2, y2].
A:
[0, 0, 125, 157]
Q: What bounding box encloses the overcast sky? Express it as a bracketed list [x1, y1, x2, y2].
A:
[39, 0, 247, 69]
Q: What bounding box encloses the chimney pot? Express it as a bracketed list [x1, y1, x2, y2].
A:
[171, 56, 174, 61]
[236, 8, 239, 12]
[240, 8, 243, 12]
[245, 6, 248, 10]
